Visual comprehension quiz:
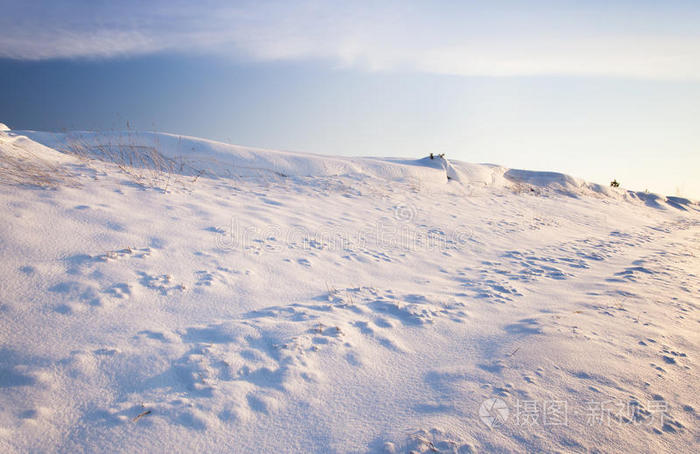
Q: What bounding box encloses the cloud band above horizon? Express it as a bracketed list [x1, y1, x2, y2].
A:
[1, 0, 700, 80]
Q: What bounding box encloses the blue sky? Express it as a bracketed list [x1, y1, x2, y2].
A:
[1, 1, 699, 197]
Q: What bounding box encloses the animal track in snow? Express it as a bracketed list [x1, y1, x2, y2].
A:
[95, 246, 152, 262]
[375, 428, 478, 453]
[451, 224, 675, 305]
[103, 282, 133, 299]
[103, 287, 468, 425]
[137, 272, 186, 295]
[194, 267, 236, 289]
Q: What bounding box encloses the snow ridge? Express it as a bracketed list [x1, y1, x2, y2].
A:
[0, 128, 699, 453]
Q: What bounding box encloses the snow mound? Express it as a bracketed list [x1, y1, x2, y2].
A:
[0, 123, 10, 131]
[504, 168, 587, 193]
[16, 130, 511, 192]
[2, 129, 695, 210]
[1, 127, 699, 453]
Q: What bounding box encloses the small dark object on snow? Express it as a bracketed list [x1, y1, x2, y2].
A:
[133, 410, 152, 422]
[429, 153, 445, 160]
[610, 179, 620, 188]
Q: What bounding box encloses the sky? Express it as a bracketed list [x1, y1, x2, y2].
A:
[1, 0, 699, 198]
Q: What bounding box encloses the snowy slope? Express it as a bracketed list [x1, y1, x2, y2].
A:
[1, 129, 698, 453]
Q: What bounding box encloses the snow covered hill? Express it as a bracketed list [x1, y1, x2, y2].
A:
[1, 128, 698, 453]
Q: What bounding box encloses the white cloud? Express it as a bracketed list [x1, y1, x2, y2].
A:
[1, 0, 700, 80]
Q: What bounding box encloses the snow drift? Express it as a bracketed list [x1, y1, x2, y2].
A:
[1, 128, 698, 453]
[2, 128, 694, 210]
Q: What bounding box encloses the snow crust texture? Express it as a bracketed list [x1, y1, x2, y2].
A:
[1, 129, 698, 453]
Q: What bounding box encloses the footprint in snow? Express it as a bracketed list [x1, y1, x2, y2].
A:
[107, 287, 468, 421]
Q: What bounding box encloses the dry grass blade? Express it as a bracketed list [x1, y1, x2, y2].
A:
[0, 138, 77, 188]
[132, 410, 152, 422]
[61, 131, 203, 191]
